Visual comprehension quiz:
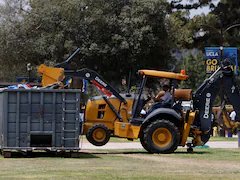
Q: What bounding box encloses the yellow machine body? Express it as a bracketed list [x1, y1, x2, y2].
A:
[83, 95, 142, 140]
[138, 69, 189, 81]
[38, 64, 65, 87]
[83, 95, 136, 135]
[83, 88, 195, 142]
[114, 122, 141, 139]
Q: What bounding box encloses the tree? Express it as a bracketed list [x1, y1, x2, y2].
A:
[165, 11, 195, 49]
[179, 51, 207, 91]
[210, 1, 240, 47]
[0, 0, 30, 81]
[75, 0, 174, 81]
[0, 0, 176, 83]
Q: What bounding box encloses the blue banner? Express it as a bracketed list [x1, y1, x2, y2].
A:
[82, 79, 88, 94]
[205, 47, 238, 74]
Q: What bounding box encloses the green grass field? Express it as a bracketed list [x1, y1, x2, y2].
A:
[209, 136, 238, 141]
[0, 148, 240, 180]
[0, 136, 239, 179]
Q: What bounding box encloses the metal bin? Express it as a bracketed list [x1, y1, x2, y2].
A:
[0, 89, 82, 156]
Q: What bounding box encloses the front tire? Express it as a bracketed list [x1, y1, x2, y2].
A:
[86, 124, 111, 146]
[143, 119, 180, 153]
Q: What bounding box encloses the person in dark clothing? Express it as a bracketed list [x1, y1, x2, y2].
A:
[119, 78, 128, 93]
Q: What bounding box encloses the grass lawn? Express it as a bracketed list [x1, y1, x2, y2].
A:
[0, 148, 240, 180]
[209, 136, 238, 141]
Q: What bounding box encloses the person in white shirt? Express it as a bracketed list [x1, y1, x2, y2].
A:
[230, 110, 236, 122]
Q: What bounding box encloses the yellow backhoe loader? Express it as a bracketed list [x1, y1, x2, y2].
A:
[38, 50, 240, 153]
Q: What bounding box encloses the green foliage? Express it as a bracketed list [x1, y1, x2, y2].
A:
[77, 0, 174, 80]
[0, 0, 31, 81]
[212, 1, 240, 47]
[0, 0, 175, 83]
[166, 11, 194, 49]
[2, 0, 239, 88]
[179, 51, 208, 91]
[190, 0, 240, 49]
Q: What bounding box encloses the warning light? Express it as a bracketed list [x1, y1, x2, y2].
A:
[139, 71, 144, 75]
[180, 70, 186, 75]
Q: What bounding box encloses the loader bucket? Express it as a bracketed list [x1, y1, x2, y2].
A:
[38, 64, 65, 87]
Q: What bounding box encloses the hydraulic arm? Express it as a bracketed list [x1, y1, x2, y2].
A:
[192, 63, 240, 143]
[38, 48, 126, 104]
[64, 69, 127, 104]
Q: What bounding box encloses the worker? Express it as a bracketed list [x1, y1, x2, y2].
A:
[118, 78, 128, 93]
[147, 84, 171, 115]
[230, 110, 236, 122]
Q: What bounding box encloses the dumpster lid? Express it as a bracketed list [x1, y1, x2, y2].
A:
[0, 88, 82, 93]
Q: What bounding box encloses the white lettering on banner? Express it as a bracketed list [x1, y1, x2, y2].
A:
[206, 51, 218, 56]
[203, 93, 211, 119]
[95, 76, 107, 87]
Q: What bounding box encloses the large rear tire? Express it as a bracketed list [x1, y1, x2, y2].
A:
[86, 124, 111, 146]
[140, 136, 149, 151]
[143, 119, 180, 153]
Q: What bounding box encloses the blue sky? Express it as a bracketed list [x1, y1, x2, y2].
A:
[179, 0, 220, 18]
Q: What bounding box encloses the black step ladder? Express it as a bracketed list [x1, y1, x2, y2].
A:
[61, 92, 80, 148]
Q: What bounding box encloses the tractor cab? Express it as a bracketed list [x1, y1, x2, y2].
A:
[130, 69, 189, 123]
